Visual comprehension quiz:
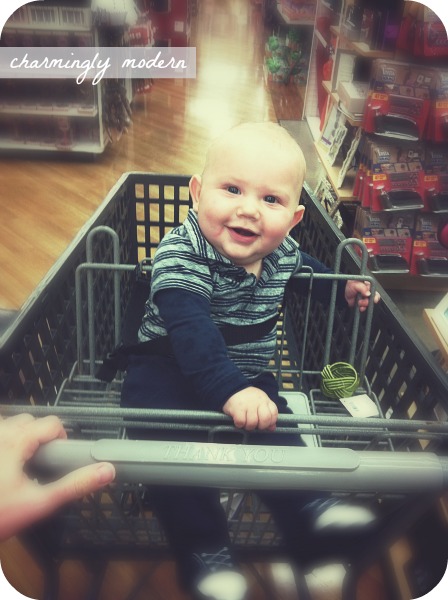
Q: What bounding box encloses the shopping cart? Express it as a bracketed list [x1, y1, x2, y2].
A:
[1, 174, 448, 600]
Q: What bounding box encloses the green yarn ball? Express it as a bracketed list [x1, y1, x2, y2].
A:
[320, 362, 360, 399]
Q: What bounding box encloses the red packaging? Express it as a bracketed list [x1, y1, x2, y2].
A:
[410, 214, 448, 276]
[422, 174, 448, 213]
[427, 71, 448, 142]
[353, 207, 414, 273]
[364, 61, 437, 141]
[423, 7, 448, 57]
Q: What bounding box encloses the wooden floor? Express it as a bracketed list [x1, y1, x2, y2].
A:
[0, 1, 390, 598]
[0, 0, 303, 312]
[0, 534, 388, 600]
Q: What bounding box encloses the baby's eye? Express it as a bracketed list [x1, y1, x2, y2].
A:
[264, 195, 278, 204]
[227, 185, 240, 195]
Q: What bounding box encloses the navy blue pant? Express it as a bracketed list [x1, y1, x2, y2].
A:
[121, 355, 324, 580]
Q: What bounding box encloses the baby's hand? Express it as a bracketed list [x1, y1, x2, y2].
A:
[345, 280, 380, 312]
[222, 387, 278, 431]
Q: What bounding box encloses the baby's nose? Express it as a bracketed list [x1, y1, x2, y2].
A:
[236, 195, 260, 218]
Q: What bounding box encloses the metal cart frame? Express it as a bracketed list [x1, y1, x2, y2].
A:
[1, 174, 448, 600]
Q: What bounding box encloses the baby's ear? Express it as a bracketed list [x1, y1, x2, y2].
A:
[189, 175, 202, 212]
[290, 205, 305, 230]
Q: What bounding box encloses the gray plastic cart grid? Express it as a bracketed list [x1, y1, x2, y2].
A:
[1, 174, 448, 600]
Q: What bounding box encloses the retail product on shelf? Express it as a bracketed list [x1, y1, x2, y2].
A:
[364, 60, 437, 142]
[399, 3, 448, 58]
[351, 125, 448, 278]
[354, 182, 448, 278]
[303, 1, 448, 288]
[336, 80, 369, 116]
[355, 136, 425, 212]
[354, 207, 414, 273]
[423, 173, 448, 214]
[424, 145, 448, 213]
[411, 213, 448, 276]
[428, 70, 448, 143]
[340, 0, 401, 52]
[421, 6, 448, 57]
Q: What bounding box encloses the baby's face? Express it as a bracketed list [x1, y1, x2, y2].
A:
[190, 133, 304, 276]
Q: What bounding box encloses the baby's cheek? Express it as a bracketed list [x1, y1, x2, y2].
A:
[269, 222, 292, 243]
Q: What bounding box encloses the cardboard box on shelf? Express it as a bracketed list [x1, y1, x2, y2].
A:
[337, 81, 369, 116]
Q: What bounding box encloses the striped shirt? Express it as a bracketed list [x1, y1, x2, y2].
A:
[139, 209, 303, 380]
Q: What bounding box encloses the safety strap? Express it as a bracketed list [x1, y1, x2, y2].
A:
[96, 314, 279, 382]
[96, 262, 280, 382]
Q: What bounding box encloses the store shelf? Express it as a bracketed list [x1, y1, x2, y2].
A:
[0, 4, 127, 158]
[4, 21, 91, 33]
[314, 29, 328, 48]
[4, 5, 92, 32]
[322, 80, 332, 94]
[322, 81, 363, 127]
[314, 141, 357, 201]
[306, 115, 321, 142]
[349, 41, 394, 59]
[0, 105, 98, 117]
[0, 138, 106, 153]
[276, 4, 315, 26]
[306, 0, 448, 295]
[330, 25, 340, 37]
[330, 25, 395, 59]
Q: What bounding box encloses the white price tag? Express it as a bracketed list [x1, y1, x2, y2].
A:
[339, 394, 379, 418]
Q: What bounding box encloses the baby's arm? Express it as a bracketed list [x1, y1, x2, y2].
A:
[155, 288, 278, 430]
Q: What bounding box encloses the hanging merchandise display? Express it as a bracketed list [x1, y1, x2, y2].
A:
[304, 0, 448, 288]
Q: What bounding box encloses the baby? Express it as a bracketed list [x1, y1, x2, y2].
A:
[122, 122, 379, 600]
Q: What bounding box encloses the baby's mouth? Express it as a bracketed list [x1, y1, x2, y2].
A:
[231, 227, 257, 237]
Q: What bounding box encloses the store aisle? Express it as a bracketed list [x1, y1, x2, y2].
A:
[0, 3, 429, 598]
[0, 0, 276, 311]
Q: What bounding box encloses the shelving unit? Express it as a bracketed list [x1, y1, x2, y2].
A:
[322, 79, 363, 126]
[0, 4, 105, 155]
[0, 1, 139, 156]
[275, 1, 315, 26]
[314, 140, 356, 200]
[330, 25, 395, 59]
[304, 0, 448, 292]
[304, 1, 396, 196]
[348, 40, 394, 59]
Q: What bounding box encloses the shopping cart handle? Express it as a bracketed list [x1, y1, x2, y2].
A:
[31, 439, 448, 494]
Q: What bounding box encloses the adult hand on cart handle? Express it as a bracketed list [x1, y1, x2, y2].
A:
[223, 387, 278, 431]
[0, 413, 115, 541]
[345, 280, 380, 313]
